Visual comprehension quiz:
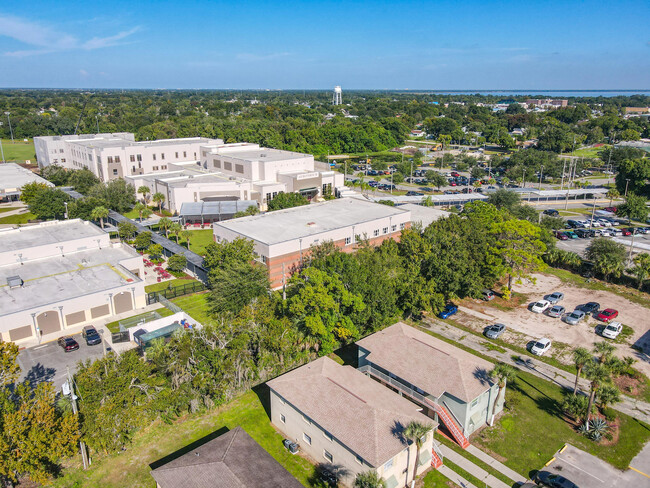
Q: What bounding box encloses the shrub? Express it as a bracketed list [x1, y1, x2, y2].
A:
[167, 254, 187, 272]
[601, 407, 617, 422]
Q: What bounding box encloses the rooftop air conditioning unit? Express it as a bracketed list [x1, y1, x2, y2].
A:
[7, 275, 23, 289]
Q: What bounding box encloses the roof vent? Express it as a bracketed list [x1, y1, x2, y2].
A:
[307, 222, 316, 227]
[7, 276, 23, 289]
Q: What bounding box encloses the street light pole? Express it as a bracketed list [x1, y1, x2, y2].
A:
[625, 179, 631, 197]
[67, 367, 89, 469]
[628, 231, 637, 263]
[4, 112, 14, 144]
[0, 138, 4, 163]
[538, 165, 544, 190]
[64, 201, 69, 219]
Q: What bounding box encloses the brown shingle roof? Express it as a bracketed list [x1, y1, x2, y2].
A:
[267, 356, 434, 467]
[150, 426, 303, 488]
[357, 322, 493, 403]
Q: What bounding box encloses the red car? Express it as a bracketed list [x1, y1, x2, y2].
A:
[596, 308, 619, 322]
[58, 336, 80, 352]
[621, 229, 632, 236]
[555, 231, 568, 240]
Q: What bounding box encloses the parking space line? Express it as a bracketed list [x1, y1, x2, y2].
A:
[629, 466, 650, 480]
[33, 344, 48, 350]
[555, 455, 605, 483]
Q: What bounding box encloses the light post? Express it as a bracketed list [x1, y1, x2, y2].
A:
[64, 201, 69, 219]
[4, 112, 13, 144]
[0, 137, 4, 163]
[521, 168, 526, 188]
[538, 165, 544, 190]
[628, 231, 637, 263]
[625, 179, 631, 197]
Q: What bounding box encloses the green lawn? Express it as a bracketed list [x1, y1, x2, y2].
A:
[422, 469, 459, 487]
[187, 228, 214, 256]
[473, 371, 650, 476]
[0, 207, 15, 213]
[144, 277, 200, 293]
[0, 211, 37, 224]
[52, 389, 316, 488]
[571, 145, 610, 159]
[1, 139, 36, 162]
[171, 292, 213, 324]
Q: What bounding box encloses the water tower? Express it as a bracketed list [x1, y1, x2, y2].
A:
[332, 86, 343, 105]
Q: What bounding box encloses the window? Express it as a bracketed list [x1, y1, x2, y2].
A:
[61, 158, 66, 163]
[323, 450, 333, 463]
[345, 237, 351, 245]
[280, 414, 286, 423]
[153, 166, 159, 171]
[115, 156, 121, 163]
[224, 161, 233, 171]
[323, 431, 333, 442]
[400, 223, 405, 230]
[303, 433, 312, 445]
[107, 156, 114, 164]
[183, 151, 187, 158]
[391, 225, 397, 232]
[130, 155, 135, 162]
[470, 398, 479, 409]
[214, 160, 221, 168]
[137, 154, 142, 162]
[112, 169, 118, 176]
[161, 153, 165, 159]
[266, 193, 272, 202]
[384, 458, 394, 471]
[153, 154, 156, 161]
[383, 227, 389, 234]
[261, 255, 268, 264]
[355, 456, 363, 465]
[175, 152, 179, 158]
[235, 164, 244, 174]
[161, 165, 167, 170]
[373, 229, 379, 237]
[302, 415, 311, 425]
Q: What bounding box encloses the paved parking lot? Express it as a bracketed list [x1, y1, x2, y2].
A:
[543, 444, 650, 488]
[17, 332, 108, 389]
[557, 233, 650, 258]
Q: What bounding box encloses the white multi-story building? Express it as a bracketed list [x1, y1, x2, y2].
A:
[0, 219, 146, 344]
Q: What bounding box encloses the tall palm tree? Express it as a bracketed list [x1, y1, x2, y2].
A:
[572, 347, 592, 395]
[489, 363, 517, 425]
[158, 217, 172, 238]
[402, 421, 432, 485]
[180, 229, 192, 249]
[133, 202, 146, 221]
[354, 471, 385, 488]
[90, 205, 109, 229]
[152, 192, 165, 212]
[593, 342, 615, 364]
[584, 361, 611, 426]
[137, 185, 150, 203]
[169, 222, 183, 244]
[606, 188, 620, 206]
[630, 253, 650, 290]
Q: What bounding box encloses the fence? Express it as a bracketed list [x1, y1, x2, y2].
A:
[158, 294, 183, 314]
[118, 311, 162, 332]
[146, 281, 207, 305]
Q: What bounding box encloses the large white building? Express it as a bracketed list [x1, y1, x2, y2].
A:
[0, 163, 54, 201]
[35, 134, 344, 211]
[0, 219, 146, 344]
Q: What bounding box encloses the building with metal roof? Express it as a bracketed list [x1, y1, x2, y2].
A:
[179, 200, 258, 225]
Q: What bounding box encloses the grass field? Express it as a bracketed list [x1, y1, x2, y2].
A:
[423, 469, 459, 487]
[52, 389, 316, 488]
[0, 207, 15, 213]
[187, 228, 214, 256]
[144, 277, 200, 293]
[473, 370, 650, 476]
[571, 145, 610, 159]
[0, 211, 36, 224]
[1, 139, 36, 162]
[171, 292, 213, 324]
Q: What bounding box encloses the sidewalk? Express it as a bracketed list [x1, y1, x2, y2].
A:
[421, 318, 650, 425]
[439, 444, 512, 488]
[466, 445, 527, 485]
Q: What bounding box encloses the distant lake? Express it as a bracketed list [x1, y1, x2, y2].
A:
[412, 90, 650, 97]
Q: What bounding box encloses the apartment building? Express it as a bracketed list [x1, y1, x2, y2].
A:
[0, 219, 146, 344]
[525, 98, 568, 109]
[267, 357, 435, 487]
[212, 198, 411, 288]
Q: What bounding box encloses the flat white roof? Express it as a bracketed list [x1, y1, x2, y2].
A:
[214, 198, 408, 245]
[0, 219, 105, 252]
[0, 164, 54, 192]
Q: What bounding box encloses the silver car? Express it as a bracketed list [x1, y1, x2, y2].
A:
[485, 323, 506, 339]
[545, 292, 564, 304]
[546, 305, 565, 318]
[564, 310, 586, 325]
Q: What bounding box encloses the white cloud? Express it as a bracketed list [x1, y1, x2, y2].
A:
[80, 69, 89, 77]
[0, 14, 140, 57]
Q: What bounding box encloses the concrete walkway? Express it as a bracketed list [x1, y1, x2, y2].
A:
[438, 464, 478, 488]
[466, 445, 527, 485]
[439, 445, 512, 488]
[421, 318, 650, 425]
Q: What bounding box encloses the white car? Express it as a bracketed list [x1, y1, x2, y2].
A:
[588, 220, 601, 227]
[598, 219, 612, 227]
[601, 322, 623, 340]
[531, 300, 551, 313]
[531, 338, 552, 356]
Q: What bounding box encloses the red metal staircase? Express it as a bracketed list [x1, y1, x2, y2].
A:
[431, 403, 470, 449]
[431, 448, 443, 469]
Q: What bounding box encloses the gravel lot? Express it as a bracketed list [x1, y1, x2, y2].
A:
[457, 273, 650, 376]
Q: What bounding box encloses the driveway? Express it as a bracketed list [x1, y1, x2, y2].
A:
[17, 332, 108, 389]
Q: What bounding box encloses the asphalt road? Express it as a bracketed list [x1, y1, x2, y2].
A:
[17, 332, 108, 390]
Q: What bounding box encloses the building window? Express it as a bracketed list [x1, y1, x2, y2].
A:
[153, 154, 156, 161]
[161, 153, 165, 159]
[175, 152, 179, 158]
[470, 398, 479, 409]
[280, 414, 286, 423]
[303, 433, 312, 445]
[107, 156, 114, 164]
[302, 415, 311, 425]
[345, 237, 351, 245]
[391, 225, 397, 232]
[324, 450, 333, 463]
[323, 431, 333, 442]
[130, 155, 135, 162]
[115, 156, 121, 163]
[373, 229, 379, 237]
[224, 161, 233, 171]
[161, 165, 167, 170]
[400, 223, 405, 230]
[384, 458, 394, 471]
[235, 164, 244, 174]
[112, 169, 118, 176]
[383, 227, 388, 234]
[137, 154, 142, 162]
[61, 158, 66, 163]
[183, 151, 187, 158]
[261, 255, 268, 264]
[214, 160, 221, 168]
[153, 166, 159, 171]
[356, 456, 363, 465]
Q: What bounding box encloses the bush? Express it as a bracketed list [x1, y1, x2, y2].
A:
[167, 254, 187, 272]
[561, 393, 590, 421]
[602, 407, 617, 422]
[134, 231, 152, 250]
[147, 243, 164, 260]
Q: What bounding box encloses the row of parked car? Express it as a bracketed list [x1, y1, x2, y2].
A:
[57, 326, 102, 352]
[555, 226, 646, 240]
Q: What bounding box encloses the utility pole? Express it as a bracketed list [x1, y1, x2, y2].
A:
[4, 112, 14, 144]
[538, 165, 544, 190]
[625, 179, 630, 197]
[0, 138, 4, 163]
[67, 367, 89, 469]
[590, 196, 597, 229]
[628, 231, 636, 263]
[560, 159, 566, 191]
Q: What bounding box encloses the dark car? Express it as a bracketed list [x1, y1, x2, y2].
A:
[406, 191, 424, 196]
[555, 231, 568, 240]
[58, 336, 80, 353]
[575, 228, 591, 238]
[543, 209, 559, 217]
[580, 302, 600, 315]
[282, 439, 299, 454]
[438, 304, 458, 319]
[535, 470, 579, 488]
[82, 326, 102, 346]
[485, 323, 506, 339]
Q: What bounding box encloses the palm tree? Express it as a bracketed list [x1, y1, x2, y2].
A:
[630, 253, 650, 290]
[596, 384, 621, 409]
[402, 421, 432, 484]
[90, 205, 109, 229]
[180, 229, 192, 249]
[572, 348, 592, 395]
[606, 188, 620, 206]
[354, 471, 385, 488]
[133, 202, 147, 221]
[137, 185, 150, 203]
[593, 342, 615, 364]
[489, 363, 517, 425]
[158, 217, 172, 238]
[152, 192, 165, 212]
[584, 361, 611, 426]
[169, 222, 183, 244]
[501, 176, 510, 187]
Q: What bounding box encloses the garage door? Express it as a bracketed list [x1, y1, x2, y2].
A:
[114, 291, 133, 314]
[37, 311, 61, 335]
[9, 325, 33, 341]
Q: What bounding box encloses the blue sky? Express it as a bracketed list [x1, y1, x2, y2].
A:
[0, 0, 649, 89]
